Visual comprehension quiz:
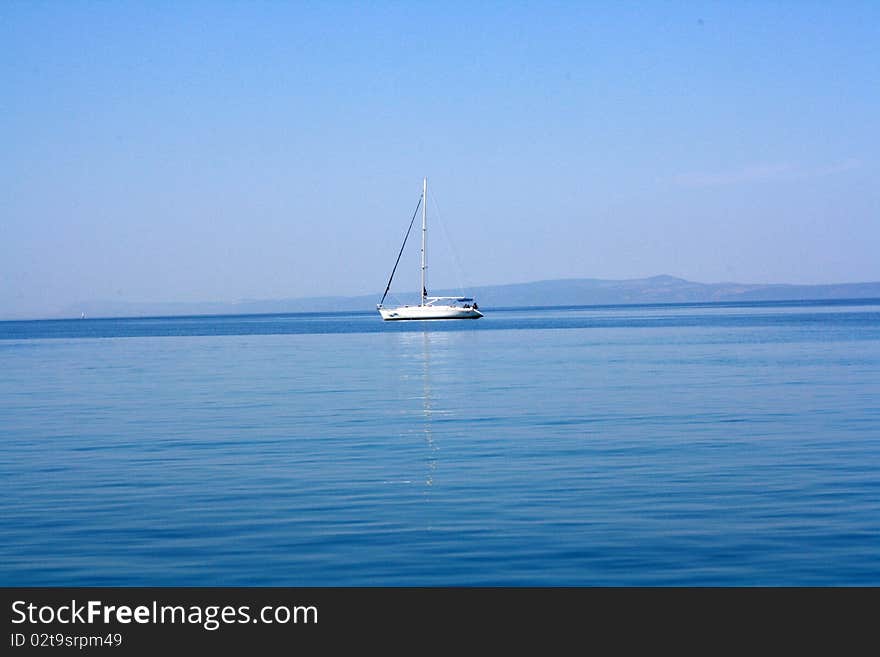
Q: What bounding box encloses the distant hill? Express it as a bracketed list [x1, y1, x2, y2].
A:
[54, 275, 880, 319]
[467, 275, 880, 307]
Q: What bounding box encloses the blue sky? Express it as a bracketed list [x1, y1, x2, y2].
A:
[2, 1, 878, 317]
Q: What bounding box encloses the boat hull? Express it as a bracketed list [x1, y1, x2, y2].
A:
[378, 305, 483, 321]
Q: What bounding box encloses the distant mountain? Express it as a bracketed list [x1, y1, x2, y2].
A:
[466, 275, 880, 307]
[53, 275, 880, 319]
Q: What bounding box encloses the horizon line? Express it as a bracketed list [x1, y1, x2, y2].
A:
[3, 273, 880, 322]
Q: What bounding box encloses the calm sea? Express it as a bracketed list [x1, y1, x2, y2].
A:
[1, 300, 879, 585]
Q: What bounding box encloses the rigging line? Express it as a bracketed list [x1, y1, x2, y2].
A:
[428, 188, 467, 296]
[379, 195, 422, 306]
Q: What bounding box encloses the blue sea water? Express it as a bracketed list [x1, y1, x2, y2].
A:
[1, 300, 879, 586]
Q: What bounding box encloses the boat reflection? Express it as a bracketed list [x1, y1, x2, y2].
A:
[421, 331, 437, 489]
[395, 330, 450, 492]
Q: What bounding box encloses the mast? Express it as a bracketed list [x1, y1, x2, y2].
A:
[420, 176, 427, 306]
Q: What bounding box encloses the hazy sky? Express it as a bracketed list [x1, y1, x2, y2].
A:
[2, 1, 878, 318]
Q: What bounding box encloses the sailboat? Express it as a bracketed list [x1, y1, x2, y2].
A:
[377, 177, 483, 321]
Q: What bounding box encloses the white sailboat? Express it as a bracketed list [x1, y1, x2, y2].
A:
[378, 177, 483, 321]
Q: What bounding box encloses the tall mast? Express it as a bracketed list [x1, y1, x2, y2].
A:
[420, 176, 427, 306]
